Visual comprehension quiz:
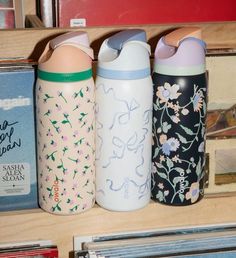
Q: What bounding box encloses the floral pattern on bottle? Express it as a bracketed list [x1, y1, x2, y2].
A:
[152, 73, 207, 205]
[36, 79, 95, 214]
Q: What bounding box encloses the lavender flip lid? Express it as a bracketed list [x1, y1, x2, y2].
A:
[154, 27, 206, 76]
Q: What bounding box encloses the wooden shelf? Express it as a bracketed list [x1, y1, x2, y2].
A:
[1, 22, 236, 60]
[0, 21, 236, 257]
[1, 196, 236, 257]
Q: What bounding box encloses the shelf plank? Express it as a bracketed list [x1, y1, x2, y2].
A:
[1, 22, 236, 60]
[1, 196, 236, 257]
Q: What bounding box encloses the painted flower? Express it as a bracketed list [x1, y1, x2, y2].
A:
[161, 137, 180, 155]
[168, 138, 180, 151]
[160, 155, 165, 162]
[152, 163, 157, 174]
[158, 183, 164, 189]
[164, 190, 169, 196]
[171, 115, 180, 124]
[172, 155, 181, 163]
[159, 134, 167, 145]
[156, 83, 182, 103]
[62, 135, 68, 141]
[193, 92, 203, 112]
[173, 104, 180, 113]
[181, 108, 189, 115]
[73, 130, 79, 137]
[185, 182, 200, 203]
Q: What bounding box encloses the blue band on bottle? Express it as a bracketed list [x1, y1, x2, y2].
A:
[97, 67, 150, 80]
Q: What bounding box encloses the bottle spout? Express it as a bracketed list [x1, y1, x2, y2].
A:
[107, 29, 147, 51]
[38, 31, 94, 73]
[50, 31, 94, 59]
[164, 27, 202, 47]
[154, 27, 206, 76]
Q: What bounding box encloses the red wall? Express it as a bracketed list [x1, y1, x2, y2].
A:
[58, 0, 236, 27]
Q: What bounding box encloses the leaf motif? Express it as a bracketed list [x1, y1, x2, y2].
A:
[62, 120, 68, 124]
[52, 120, 57, 125]
[166, 158, 174, 169]
[176, 132, 188, 144]
[80, 90, 84, 97]
[173, 176, 181, 186]
[158, 172, 167, 179]
[57, 165, 63, 169]
[153, 103, 158, 111]
[57, 205, 61, 211]
[156, 190, 164, 201]
[179, 193, 185, 202]
[175, 167, 184, 174]
[153, 148, 160, 159]
[202, 101, 207, 115]
[180, 124, 194, 135]
[156, 162, 164, 169]
[196, 157, 202, 178]
[201, 126, 205, 138]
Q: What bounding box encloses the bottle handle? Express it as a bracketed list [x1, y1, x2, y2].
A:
[164, 27, 202, 47]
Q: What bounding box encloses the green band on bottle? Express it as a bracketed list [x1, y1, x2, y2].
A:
[38, 69, 92, 82]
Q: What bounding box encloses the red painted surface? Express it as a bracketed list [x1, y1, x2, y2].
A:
[58, 0, 236, 27]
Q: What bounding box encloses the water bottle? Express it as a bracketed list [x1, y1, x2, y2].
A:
[36, 31, 95, 214]
[95, 29, 153, 211]
[152, 27, 207, 205]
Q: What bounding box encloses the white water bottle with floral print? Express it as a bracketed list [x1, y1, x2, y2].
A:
[36, 31, 95, 215]
[152, 27, 207, 206]
[95, 29, 153, 211]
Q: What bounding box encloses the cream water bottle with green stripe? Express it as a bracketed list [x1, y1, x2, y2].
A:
[36, 31, 95, 215]
[152, 27, 207, 206]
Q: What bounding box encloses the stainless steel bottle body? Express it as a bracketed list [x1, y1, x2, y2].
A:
[96, 76, 153, 211]
[36, 78, 95, 214]
[152, 72, 207, 205]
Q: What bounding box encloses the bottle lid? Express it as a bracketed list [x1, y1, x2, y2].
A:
[97, 29, 151, 80]
[38, 31, 94, 79]
[154, 27, 206, 76]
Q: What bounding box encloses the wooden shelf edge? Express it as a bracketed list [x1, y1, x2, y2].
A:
[1, 21, 236, 60]
[1, 195, 236, 257]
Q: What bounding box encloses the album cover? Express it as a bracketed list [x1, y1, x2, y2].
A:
[0, 63, 38, 211]
[74, 224, 236, 257]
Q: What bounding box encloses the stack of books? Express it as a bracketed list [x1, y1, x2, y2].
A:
[74, 224, 236, 257]
[0, 240, 58, 257]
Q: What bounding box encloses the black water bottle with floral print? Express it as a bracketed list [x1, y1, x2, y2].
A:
[152, 27, 207, 206]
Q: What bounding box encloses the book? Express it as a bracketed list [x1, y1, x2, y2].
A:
[0, 61, 38, 211]
[74, 224, 236, 257]
[0, 240, 58, 257]
[0, 0, 24, 29]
